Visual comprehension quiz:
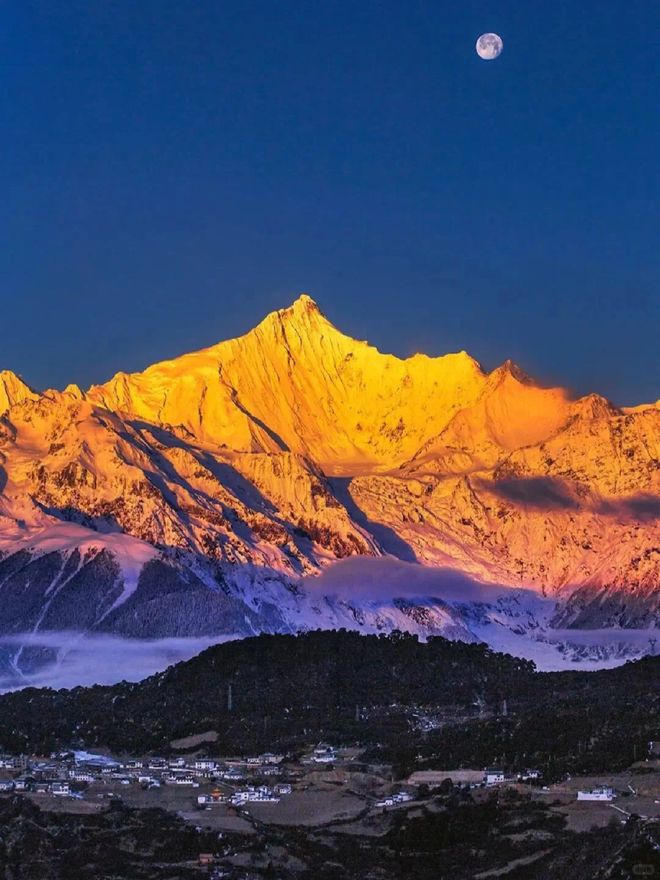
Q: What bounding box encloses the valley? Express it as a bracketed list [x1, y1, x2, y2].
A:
[0, 632, 658, 879]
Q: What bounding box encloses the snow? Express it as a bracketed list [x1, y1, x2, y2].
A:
[303, 557, 657, 671]
[0, 522, 157, 608]
[0, 296, 655, 686]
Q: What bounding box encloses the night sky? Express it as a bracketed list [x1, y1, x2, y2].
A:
[1, 1, 658, 403]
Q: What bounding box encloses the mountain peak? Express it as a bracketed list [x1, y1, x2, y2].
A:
[489, 359, 534, 387]
[269, 293, 326, 328]
[249, 294, 335, 349]
[290, 293, 320, 312]
[0, 370, 38, 414]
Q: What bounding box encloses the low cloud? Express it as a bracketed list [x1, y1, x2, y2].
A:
[0, 631, 237, 693]
[303, 556, 540, 604]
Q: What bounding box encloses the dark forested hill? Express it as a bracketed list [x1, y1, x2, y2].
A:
[0, 631, 657, 775]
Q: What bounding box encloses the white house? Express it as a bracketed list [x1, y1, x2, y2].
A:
[138, 774, 159, 786]
[375, 791, 413, 808]
[311, 744, 337, 764]
[258, 753, 284, 765]
[51, 782, 71, 797]
[231, 785, 280, 805]
[165, 775, 199, 787]
[577, 787, 615, 802]
[68, 770, 96, 783]
[484, 769, 506, 786]
[197, 789, 228, 806]
[193, 759, 218, 772]
[0, 779, 15, 792]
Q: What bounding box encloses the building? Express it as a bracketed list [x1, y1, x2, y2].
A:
[518, 769, 541, 781]
[231, 785, 280, 805]
[375, 791, 413, 808]
[51, 782, 71, 797]
[197, 789, 229, 807]
[484, 769, 506, 786]
[68, 770, 96, 783]
[0, 779, 15, 792]
[165, 775, 199, 787]
[138, 774, 161, 787]
[258, 752, 284, 765]
[193, 759, 218, 772]
[577, 787, 615, 802]
[311, 744, 337, 764]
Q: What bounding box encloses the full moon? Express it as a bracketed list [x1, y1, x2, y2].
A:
[476, 33, 503, 61]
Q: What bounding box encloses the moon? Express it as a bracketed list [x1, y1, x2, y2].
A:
[476, 33, 503, 61]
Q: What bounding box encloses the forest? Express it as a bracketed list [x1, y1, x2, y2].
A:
[0, 631, 657, 780]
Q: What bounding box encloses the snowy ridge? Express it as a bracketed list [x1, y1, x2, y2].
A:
[0, 294, 657, 685]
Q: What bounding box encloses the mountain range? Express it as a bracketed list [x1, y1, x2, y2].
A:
[0, 294, 658, 682]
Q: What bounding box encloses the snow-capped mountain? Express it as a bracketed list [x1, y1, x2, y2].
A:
[0, 295, 657, 681]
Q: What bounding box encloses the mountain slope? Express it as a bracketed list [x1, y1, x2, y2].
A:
[0, 371, 37, 414]
[0, 294, 657, 680]
[87, 295, 489, 474]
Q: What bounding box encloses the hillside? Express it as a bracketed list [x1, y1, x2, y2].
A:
[0, 632, 657, 779]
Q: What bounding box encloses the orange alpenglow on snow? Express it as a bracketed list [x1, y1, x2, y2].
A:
[86, 295, 485, 472]
[0, 370, 38, 413]
[0, 294, 657, 619]
[86, 295, 574, 474]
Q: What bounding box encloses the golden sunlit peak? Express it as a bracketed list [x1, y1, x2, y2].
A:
[0, 370, 38, 413]
[282, 293, 323, 317]
[489, 359, 534, 385]
[258, 293, 329, 334]
[293, 292, 318, 308]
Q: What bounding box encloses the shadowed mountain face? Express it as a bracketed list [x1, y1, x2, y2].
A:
[0, 295, 657, 678]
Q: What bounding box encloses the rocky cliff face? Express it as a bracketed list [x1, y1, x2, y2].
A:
[0, 295, 657, 675]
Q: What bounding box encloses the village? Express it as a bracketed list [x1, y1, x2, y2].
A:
[0, 739, 658, 831]
[0, 739, 658, 877]
[0, 742, 546, 808]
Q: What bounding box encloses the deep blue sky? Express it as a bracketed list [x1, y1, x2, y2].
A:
[1, 1, 658, 403]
